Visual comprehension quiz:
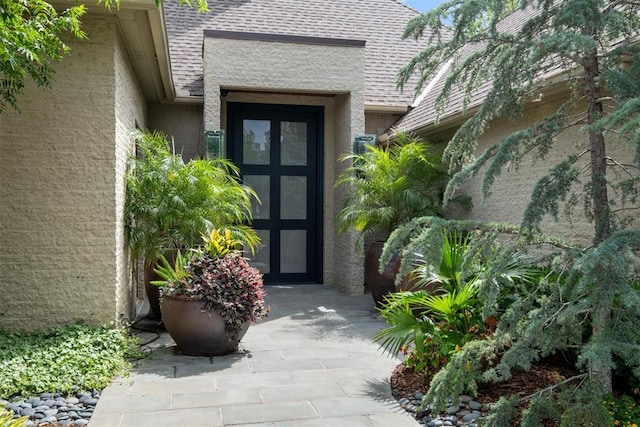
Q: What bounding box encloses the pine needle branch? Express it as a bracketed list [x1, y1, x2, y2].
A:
[519, 373, 589, 402]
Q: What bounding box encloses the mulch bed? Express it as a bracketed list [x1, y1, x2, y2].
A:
[390, 361, 580, 426]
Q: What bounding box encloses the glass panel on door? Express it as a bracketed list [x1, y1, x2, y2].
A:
[252, 230, 270, 274]
[281, 121, 307, 166]
[280, 176, 307, 220]
[243, 175, 270, 220]
[280, 230, 306, 273]
[243, 120, 270, 165]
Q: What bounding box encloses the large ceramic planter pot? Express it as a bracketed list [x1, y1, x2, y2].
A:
[143, 250, 178, 320]
[144, 263, 162, 319]
[365, 241, 397, 308]
[161, 293, 250, 356]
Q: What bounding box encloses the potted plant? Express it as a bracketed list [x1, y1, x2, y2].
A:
[152, 228, 268, 356]
[335, 132, 469, 307]
[125, 130, 257, 318]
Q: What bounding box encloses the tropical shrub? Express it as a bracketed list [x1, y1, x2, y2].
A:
[125, 130, 258, 264]
[375, 284, 483, 375]
[375, 230, 534, 375]
[335, 132, 470, 246]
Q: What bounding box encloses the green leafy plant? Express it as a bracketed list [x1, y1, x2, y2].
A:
[0, 0, 86, 113]
[604, 394, 640, 427]
[0, 408, 27, 427]
[335, 132, 470, 246]
[151, 250, 193, 286]
[125, 130, 258, 265]
[375, 286, 483, 374]
[153, 231, 269, 342]
[201, 228, 259, 258]
[376, 228, 535, 377]
[0, 324, 139, 398]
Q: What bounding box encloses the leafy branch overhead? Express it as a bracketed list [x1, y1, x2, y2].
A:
[0, 0, 86, 113]
[0, 0, 208, 114]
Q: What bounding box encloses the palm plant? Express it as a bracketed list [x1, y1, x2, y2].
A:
[125, 129, 258, 264]
[335, 132, 461, 246]
[375, 231, 534, 373]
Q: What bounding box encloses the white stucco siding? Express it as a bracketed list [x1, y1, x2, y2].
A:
[450, 97, 638, 245]
[0, 16, 142, 331]
[202, 35, 365, 293]
[115, 29, 147, 324]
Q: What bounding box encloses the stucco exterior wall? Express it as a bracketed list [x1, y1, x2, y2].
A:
[451, 97, 638, 245]
[364, 112, 403, 137]
[0, 16, 144, 330]
[115, 30, 147, 323]
[203, 35, 365, 293]
[147, 103, 204, 161]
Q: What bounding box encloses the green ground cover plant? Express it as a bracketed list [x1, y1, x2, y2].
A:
[0, 324, 140, 398]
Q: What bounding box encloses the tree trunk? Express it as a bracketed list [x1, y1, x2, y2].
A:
[584, 47, 613, 395]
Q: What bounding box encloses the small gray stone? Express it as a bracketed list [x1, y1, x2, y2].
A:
[6, 404, 20, 413]
[66, 397, 79, 405]
[443, 421, 453, 426]
[415, 392, 424, 400]
[40, 393, 53, 399]
[406, 404, 417, 413]
[43, 399, 55, 407]
[468, 400, 482, 410]
[19, 402, 33, 408]
[444, 415, 458, 423]
[463, 412, 481, 422]
[20, 408, 36, 417]
[83, 398, 98, 406]
[74, 419, 89, 426]
[421, 415, 432, 423]
[427, 420, 443, 427]
[460, 394, 473, 403]
[457, 410, 471, 417]
[55, 414, 70, 421]
[78, 411, 93, 418]
[43, 409, 57, 417]
[58, 420, 72, 426]
[34, 413, 45, 419]
[34, 406, 49, 411]
[399, 397, 411, 406]
[446, 405, 459, 415]
[42, 415, 58, 423]
[24, 421, 35, 427]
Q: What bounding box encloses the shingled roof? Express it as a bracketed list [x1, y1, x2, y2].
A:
[163, 0, 427, 107]
[394, 4, 556, 133]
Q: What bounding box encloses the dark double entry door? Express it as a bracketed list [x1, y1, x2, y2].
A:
[227, 103, 323, 284]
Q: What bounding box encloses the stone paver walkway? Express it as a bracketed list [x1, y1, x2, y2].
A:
[89, 285, 418, 427]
